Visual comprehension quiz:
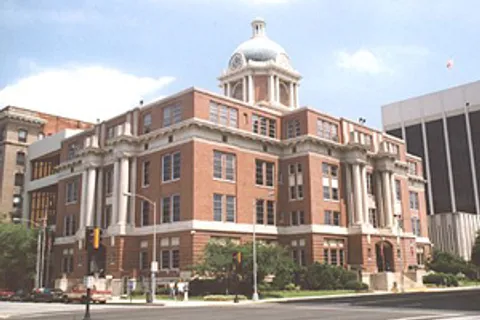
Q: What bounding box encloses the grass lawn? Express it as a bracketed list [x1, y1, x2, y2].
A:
[121, 294, 204, 301]
[261, 290, 355, 299]
[460, 280, 480, 287]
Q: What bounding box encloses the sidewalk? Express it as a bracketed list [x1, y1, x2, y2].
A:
[108, 286, 480, 307]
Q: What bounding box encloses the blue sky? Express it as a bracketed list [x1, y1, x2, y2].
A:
[1, 0, 479, 128]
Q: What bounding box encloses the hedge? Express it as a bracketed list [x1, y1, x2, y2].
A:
[423, 273, 459, 287]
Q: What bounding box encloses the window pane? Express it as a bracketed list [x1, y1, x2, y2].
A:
[267, 201, 275, 225]
[260, 117, 267, 135]
[339, 249, 345, 266]
[268, 119, 276, 138]
[173, 153, 181, 179]
[289, 186, 296, 200]
[331, 165, 338, 178]
[143, 161, 150, 186]
[161, 250, 170, 269]
[209, 102, 218, 123]
[395, 180, 402, 200]
[172, 249, 180, 268]
[322, 163, 330, 176]
[299, 211, 305, 225]
[229, 108, 238, 128]
[226, 154, 235, 181]
[332, 187, 339, 200]
[333, 212, 340, 226]
[142, 201, 150, 226]
[213, 151, 223, 179]
[256, 199, 264, 224]
[162, 197, 171, 223]
[219, 105, 228, 125]
[331, 249, 338, 265]
[297, 185, 303, 199]
[255, 160, 263, 185]
[163, 155, 172, 181]
[266, 162, 274, 186]
[213, 194, 223, 221]
[252, 115, 259, 133]
[323, 186, 330, 200]
[226, 196, 235, 222]
[323, 249, 329, 264]
[172, 105, 182, 124]
[172, 195, 180, 222]
[163, 107, 171, 127]
[324, 211, 331, 224]
[291, 211, 298, 226]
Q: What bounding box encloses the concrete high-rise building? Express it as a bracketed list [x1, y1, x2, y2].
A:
[0, 106, 92, 222]
[26, 19, 431, 293]
[382, 81, 480, 260]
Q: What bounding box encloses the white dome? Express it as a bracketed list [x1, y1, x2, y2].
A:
[228, 19, 291, 69]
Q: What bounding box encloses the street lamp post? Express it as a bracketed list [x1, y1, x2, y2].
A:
[12, 217, 46, 288]
[252, 191, 274, 302]
[124, 192, 157, 303]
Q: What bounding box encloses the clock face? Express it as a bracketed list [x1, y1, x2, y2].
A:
[230, 53, 244, 70]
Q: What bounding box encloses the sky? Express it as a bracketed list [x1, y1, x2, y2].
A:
[1, 0, 479, 129]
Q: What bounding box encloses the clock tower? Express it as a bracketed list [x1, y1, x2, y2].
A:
[218, 18, 302, 110]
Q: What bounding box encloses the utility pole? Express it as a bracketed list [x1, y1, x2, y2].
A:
[84, 227, 101, 320]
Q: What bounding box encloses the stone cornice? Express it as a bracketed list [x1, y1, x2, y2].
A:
[0, 111, 46, 125]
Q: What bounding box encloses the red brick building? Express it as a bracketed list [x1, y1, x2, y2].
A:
[26, 18, 430, 294]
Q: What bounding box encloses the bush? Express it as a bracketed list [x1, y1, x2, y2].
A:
[345, 280, 369, 291]
[284, 283, 299, 291]
[423, 273, 459, 287]
[300, 262, 358, 290]
[203, 295, 247, 301]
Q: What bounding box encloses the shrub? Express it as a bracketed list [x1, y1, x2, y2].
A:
[423, 273, 459, 287]
[300, 262, 358, 290]
[284, 283, 299, 291]
[345, 280, 369, 291]
[203, 295, 247, 301]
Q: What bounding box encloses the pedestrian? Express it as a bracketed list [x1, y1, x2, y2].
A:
[169, 281, 176, 300]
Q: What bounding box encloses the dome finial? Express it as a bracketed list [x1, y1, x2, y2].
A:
[251, 18, 266, 38]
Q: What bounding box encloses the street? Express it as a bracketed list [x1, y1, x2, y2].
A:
[2, 289, 480, 320]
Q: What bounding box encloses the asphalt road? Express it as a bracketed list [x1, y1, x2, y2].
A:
[3, 289, 480, 320]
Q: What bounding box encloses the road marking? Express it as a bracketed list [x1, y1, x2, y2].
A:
[389, 314, 463, 320]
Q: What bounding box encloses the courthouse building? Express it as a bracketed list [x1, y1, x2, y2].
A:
[25, 19, 430, 293]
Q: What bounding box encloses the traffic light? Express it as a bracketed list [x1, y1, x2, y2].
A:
[232, 251, 242, 271]
[85, 227, 102, 250]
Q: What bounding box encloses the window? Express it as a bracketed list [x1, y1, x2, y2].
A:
[62, 253, 74, 274]
[395, 180, 401, 201]
[162, 195, 180, 223]
[369, 208, 377, 228]
[18, 129, 27, 143]
[339, 249, 345, 266]
[255, 160, 274, 187]
[209, 102, 238, 128]
[213, 151, 236, 181]
[226, 196, 235, 222]
[291, 211, 305, 226]
[288, 163, 303, 201]
[324, 210, 340, 226]
[323, 239, 345, 266]
[103, 205, 112, 229]
[16, 152, 25, 166]
[213, 194, 223, 221]
[139, 252, 148, 270]
[256, 199, 264, 224]
[66, 180, 78, 203]
[255, 199, 275, 225]
[322, 163, 339, 201]
[141, 200, 150, 226]
[286, 119, 301, 138]
[317, 119, 338, 142]
[13, 194, 21, 208]
[412, 217, 421, 236]
[409, 191, 419, 210]
[143, 113, 152, 134]
[408, 161, 417, 175]
[291, 240, 306, 266]
[14, 173, 24, 187]
[162, 152, 181, 182]
[252, 114, 276, 138]
[366, 173, 373, 194]
[67, 143, 78, 160]
[161, 250, 170, 269]
[64, 215, 77, 236]
[142, 161, 150, 187]
[213, 194, 236, 222]
[107, 126, 115, 139]
[105, 170, 113, 195]
[163, 105, 182, 127]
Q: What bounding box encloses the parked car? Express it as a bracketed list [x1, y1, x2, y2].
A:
[0, 288, 15, 301]
[31, 288, 64, 303]
[9, 289, 32, 302]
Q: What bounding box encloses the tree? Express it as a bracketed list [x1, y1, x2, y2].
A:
[427, 250, 472, 276]
[0, 223, 38, 290]
[471, 231, 480, 268]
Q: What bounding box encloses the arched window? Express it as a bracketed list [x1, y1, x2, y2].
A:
[16, 151, 25, 165]
[231, 82, 244, 101]
[279, 82, 290, 105]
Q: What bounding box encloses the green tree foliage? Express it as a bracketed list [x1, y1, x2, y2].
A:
[427, 250, 478, 279]
[0, 223, 38, 290]
[300, 262, 358, 290]
[471, 231, 480, 268]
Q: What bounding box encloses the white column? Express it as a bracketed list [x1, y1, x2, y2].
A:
[85, 168, 96, 227]
[442, 112, 457, 212]
[96, 168, 103, 227]
[295, 84, 299, 107]
[118, 157, 129, 226]
[129, 158, 137, 226]
[275, 76, 280, 103]
[80, 170, 88, 230]
[361, 165, 369, 225]
[248, 74, 254, 104]
[111, 160, 119, 225]
[383, 171, 393, 228]
[345, 164, 354, 226]
[352, 164, 363, 224]
[375, 172, 385, 227]
[289, 82, 294, 107]
[133, 109, 139, 136]
[242, 77, 247, 102]
[226, 82, 231, 97]
[269, 75, 274, 102]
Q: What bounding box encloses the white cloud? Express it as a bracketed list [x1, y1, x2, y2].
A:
[335, 49, 390, 74]
[0, 65, 175, 123]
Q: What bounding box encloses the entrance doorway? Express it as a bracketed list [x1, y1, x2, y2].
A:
[376, 241, 394, 272]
